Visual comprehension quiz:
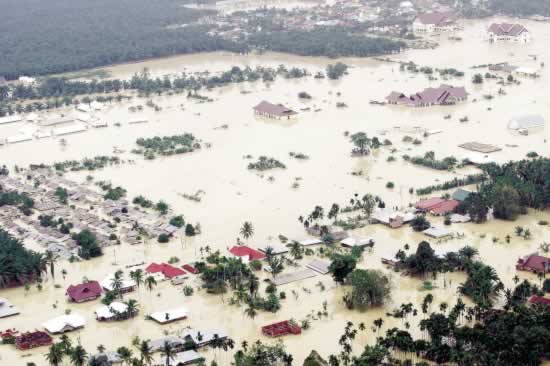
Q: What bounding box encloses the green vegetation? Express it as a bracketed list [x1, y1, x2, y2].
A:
[326, 63, 348, 80]
[248, 29, 405, 58]
[233, 341, 292, 366]
[350, 132, 381, 156]
[247, 156, 286, 171]
[460, 158, 550, 221]
[169, 215, 185, 228]
[133, 134, 200, 159]
[0, 229, 46, 288]
[73, 229, 103, 259]
[411, 215, 430, 232]
[328, 254, 357, 284]
[133, 195, 153, 208]
[416, 174, 486, 195]
[0, 0, 243, 79]
[403, 151, 458, 171]
[0, 190, 34, 215]
[50, 156, 122, 173]
[343, 269, 392, 310]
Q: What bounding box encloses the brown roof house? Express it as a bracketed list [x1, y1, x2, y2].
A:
[488, 23, 530, 43]
[386, 85, 467, 107]
[413, 12, 458, 33]
[253, 101, 297, 119]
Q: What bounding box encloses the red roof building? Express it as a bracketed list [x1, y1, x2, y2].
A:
[415, 197, 446, 211]
[66, 281, 102, 303]
[262, 320, 301, 337]
[529, 296, 550, 306]
[430, 200, 460, 216]
[182, 264, 198, 274]
[229, 245, 266, 261]
[516, 254, 550, 273]
[145, 263, 186, 279]
[15, 331, 53, 350]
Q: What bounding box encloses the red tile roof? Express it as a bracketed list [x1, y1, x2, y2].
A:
[229, 245, 266, 261]
[146, 263, 186, 279]
[516, 254, 550, 273]
[430, 200, 460, 215]
[66, 281, 102, 302]
[182, 264, 198, 274]
[415, 197, 446, 210]
[529, 296, 550, 305]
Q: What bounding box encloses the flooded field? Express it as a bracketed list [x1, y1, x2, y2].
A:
[1, 17, 550, 365]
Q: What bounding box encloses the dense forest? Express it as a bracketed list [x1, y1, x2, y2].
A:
[0, 229, 46, 288]
[0, 0, 244, 79]
[249, 30, 406, 58]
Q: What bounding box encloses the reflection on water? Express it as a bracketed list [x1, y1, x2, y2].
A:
[1, 16, 550, 365]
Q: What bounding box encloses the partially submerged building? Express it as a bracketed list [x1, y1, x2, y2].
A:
[42, 314, 86, 334]
[386, 85, 467, 107]
[228, 245, 266, 262]
[516, 253, 550, 273]
[66, 281, 102, 303]
[253, 101, 297, 119]
[149, 307, 188, 324]
[0, 297, 19, 318]
[413, 12, 457, 33]
[488, 23, 530, 43]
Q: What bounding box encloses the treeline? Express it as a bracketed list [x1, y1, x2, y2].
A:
[0, 65, 309, 116]
[248, 29, 406, 58]
[488, 0, 550, 17]
[416, 173, 486, 195]
[0, 0, 246, 79]
[0, 229, 46, 288]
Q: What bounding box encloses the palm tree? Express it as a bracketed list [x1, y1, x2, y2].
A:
[45, 250, 57, 280]
[111, 270, 124, 299]
[139, 340, 154, 366]
[59, 334, 72, 355]
[124, 299, 139, 319]
[289, 241, 302, 260]
[240, 222, 254, 241]
[45, 343, 64, 366]
[145, 276, 157, 293]
[97, 344, 106, 354]
[244, 303, 257, 319]
[247, 274, 259, 297]
[130, 269, 144, 290]
[117, 346, 133, 366]
[69, 344, 88, 366]
[160, 341, 176, 366]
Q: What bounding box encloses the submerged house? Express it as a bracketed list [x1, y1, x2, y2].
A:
[42, 314, 86, 334]
[386, 85, 467, 107]
[145, 263, 186, 280]
[488, 23, 530, 43]
[15, 331, 53, 350]
[413, 12, 457, 33]
[229, 245, 266, 262]
[253, 101, 297, 119]
[415, 198, 459, 216]
[148, 307, 188, 324]
[66, 281, 102, 303]
[516, 253, 550, 273]
[0, 297, 19, 318]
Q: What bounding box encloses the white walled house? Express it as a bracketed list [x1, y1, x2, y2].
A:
[488, 23, 530, 43]
[413, 12, 457, 33]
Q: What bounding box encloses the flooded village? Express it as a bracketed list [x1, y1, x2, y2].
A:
[1, 0, 550, 365]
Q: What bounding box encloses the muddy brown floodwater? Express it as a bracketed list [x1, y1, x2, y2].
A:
[1, 16, 550, 366]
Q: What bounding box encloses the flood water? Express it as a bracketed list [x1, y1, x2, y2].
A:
[1, 17, 550, 365]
